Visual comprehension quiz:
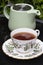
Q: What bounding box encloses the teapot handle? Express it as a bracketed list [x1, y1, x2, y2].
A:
[3, 4, 11, 19]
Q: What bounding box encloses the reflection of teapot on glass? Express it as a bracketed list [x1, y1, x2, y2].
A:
[4, 3, 41, 30]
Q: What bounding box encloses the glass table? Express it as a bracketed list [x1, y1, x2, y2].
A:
[0, 17, 43, 65]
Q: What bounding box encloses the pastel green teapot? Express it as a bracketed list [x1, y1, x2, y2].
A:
[4, 3, 41, 30]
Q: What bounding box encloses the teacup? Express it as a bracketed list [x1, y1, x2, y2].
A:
[10, 28, 40, 53]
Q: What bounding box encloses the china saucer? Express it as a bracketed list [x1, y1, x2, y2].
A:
[2, 39, 43, 60]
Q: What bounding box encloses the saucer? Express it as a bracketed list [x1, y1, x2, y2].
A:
[2, 39, 43, 60]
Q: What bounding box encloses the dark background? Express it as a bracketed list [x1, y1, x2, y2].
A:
[0, 17, 43, 65]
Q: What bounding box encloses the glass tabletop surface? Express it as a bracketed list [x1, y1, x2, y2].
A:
[0, 17, 43, 65]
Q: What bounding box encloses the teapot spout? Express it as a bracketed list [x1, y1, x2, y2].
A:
[33, 10, 41, 15]
[27, 9, 41, 15]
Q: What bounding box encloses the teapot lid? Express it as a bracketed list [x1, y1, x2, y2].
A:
[11, 3, 34, 12]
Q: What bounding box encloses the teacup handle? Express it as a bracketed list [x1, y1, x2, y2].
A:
[35, 29, 40, 36]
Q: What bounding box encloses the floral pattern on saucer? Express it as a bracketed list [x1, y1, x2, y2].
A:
[2, 39, 43, 59]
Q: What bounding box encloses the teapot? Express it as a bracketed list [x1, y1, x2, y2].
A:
[4, 3, 41, 30]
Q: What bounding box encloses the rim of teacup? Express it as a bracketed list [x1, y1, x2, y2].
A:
[10, 28, 38, 41]
[11, 3, 34, 12]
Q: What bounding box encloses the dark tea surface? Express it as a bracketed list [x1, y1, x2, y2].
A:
[13, 32, 35, 40]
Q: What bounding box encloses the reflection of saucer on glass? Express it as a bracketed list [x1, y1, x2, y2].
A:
[2, 39, 43, 60]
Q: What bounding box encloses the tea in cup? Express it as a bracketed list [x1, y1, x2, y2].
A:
[10, 28, 40, 53]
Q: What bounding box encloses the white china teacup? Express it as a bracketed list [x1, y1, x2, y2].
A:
[10, 28, 40, 53]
